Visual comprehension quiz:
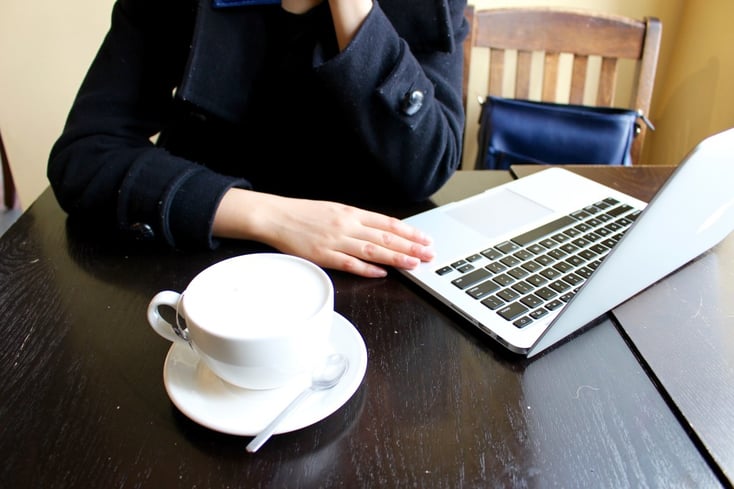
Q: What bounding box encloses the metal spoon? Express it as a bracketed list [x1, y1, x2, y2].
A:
[246, 353, 349, 453]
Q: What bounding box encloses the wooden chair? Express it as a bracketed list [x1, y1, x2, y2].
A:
[462, 6, 662, 168]
[1, 128, 17, 210]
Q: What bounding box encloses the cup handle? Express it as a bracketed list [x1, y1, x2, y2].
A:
[147, 290, 189, 344]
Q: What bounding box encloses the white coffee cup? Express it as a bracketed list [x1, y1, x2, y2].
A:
[147, 253, 334, 390]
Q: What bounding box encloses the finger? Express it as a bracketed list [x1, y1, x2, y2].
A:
[331, 236, 423, 271]
[348, 225, 435, 262]
[318, 250, 389, 278]
[359, 211, 433, 246]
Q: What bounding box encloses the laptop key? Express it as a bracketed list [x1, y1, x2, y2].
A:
[480, 295, 504, 310]
[571, 209, 591, 220]
[511, 281, 534, 295]
[577, 250, 596, 261]
[521, 260, 543, 272]
[499, 255, 521, 267]
[467, 280, 501, 299]
[560, 291, 576, 302]
[553, 261, 573, 272]
[607, 203, 633, 217]
[563, 273, 584, 286]
[566, 255, 585, 267]
[547, 249, 567, 260]
[530, 308, 548, 320]
[497, 288, 519, 302]
[534, 287, 556, 300]
[526, 274, 548, 287]
[527, 244, 545, 254]
[508, 267, 529, 279]
[513, 316, 533, 328]
[540, 268, 562, 280]
[452, 268, 491, 289]
[545, 299, 564, 310]
[511, 215, 577, 246]
[495, 241, 520, 254]
[485, 261, 507, 273]
[513, 249, 534, 261]
[493, 273, 515, 287]
[575, 266, 593, 279]
[549, 280, 571, 293]
[498, 302, 529, 321]
[521, 294, 543, 308]
[480, 248, 503, 260]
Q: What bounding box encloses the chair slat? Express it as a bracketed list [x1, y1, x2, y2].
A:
[489, 48, 504, 97]
[596, 57, 618, 106]
[542, 52, 560, 102]
[569, 55, 588, 105]
[515, 50, 532, 99]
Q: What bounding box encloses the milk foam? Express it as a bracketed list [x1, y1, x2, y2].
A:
[182, 254, 331, 338]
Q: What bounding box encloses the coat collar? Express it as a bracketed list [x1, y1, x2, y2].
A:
[177, 0, 271, 122]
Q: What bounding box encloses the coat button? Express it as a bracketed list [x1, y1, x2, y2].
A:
[401, 89, 424, 116]
[130, 222, 155, 240]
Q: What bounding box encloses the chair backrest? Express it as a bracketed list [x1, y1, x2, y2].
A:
[462, 6, 662, 167]
[1, 128, 17, 210]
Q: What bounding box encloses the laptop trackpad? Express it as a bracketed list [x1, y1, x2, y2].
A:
[446, 188, 554, 238]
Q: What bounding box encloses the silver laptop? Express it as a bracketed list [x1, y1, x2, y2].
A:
[400, 128, 734, 358]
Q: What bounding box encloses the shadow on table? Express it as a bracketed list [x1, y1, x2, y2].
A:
[171, 380, 368, 484]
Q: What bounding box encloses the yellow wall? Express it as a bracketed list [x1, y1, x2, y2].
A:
[1, 0, 733, 208]
[650, 0, 734, 165]
[0, 0, 115, 208]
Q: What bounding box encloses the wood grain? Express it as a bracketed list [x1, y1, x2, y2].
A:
[0, 171, 724, 488]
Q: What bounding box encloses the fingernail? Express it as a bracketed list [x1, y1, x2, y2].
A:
[371, 267, 388, 278]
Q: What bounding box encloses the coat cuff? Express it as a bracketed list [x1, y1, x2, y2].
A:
[169, 169, 250, 249]
[117, 151, 250, 249]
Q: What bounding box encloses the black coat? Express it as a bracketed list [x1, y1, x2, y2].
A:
[48, 0, 468, 248]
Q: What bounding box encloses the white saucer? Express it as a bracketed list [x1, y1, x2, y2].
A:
[163, 312, 367, 436]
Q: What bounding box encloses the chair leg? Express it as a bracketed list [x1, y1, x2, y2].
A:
[1, 131, 17, 210]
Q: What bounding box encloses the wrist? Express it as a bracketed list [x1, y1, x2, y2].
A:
[212, 188, 274, 242]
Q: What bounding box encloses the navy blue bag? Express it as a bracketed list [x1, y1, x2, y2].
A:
[476, 96, 645, 170]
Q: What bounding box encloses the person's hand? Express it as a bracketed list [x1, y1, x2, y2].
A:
[327, 0, 373, 51]
[281, 0, 371, 51]
[213, 189, 435, 278]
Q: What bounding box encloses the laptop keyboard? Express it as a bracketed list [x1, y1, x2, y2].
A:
[435, 197, 641, 329]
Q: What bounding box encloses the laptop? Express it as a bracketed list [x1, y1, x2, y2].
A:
[400, 128, 734, 358]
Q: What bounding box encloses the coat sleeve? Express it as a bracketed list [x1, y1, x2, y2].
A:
[313, 0, 468, 201]
[47, 0, 250, 249]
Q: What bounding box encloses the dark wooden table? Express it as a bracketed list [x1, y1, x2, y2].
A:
[0, 167, 728, 488]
